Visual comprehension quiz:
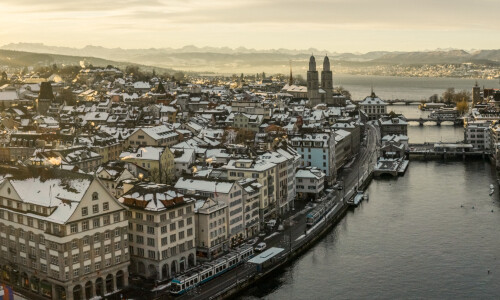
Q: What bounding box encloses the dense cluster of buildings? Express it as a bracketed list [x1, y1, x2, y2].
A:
[0, 57, 412, 299]
[463, 85, 500, 167]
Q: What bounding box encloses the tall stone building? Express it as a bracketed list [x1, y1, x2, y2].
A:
[307, 55, 320, 106]
[321, 55, 333, 100]
[36, 82, 55, 115]
[307, 55, 334, 107]
[472, 81, 481, 105]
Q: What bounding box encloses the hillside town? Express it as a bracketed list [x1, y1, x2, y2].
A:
[0, 55, 500, 300]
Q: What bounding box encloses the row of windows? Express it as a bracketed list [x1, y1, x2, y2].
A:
[131, 241, 193, 259]
[129, 217, 192, 233]
[209, 218, 225, 229]
[81, 202, 110, 216]
[70, 213, 121, 233]
[0, 197, 48, 215]
[72, 255, 123, 277]
[130, 207, 192, 221]
[297, 178, 317, 183]
[0, 209, 58, 233]
[210, 226, 226, 238]
[71, 228, 123, 249]
[129, 228, 193, 246]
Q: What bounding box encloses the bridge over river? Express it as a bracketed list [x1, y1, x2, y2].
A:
[406, 117, 464, 126]
[407, 142, 487, 159]
[352, 99, 427, 105]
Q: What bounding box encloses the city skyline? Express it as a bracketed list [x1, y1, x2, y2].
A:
[1, 0, 500, 52]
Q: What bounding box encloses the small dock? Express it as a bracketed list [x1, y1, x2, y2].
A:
[374, 158, 409, 177]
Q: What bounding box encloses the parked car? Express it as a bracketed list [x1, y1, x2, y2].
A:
[254, 242, 267, 252]
[266, 219, 276, 229]
[246, 238, 258, 245]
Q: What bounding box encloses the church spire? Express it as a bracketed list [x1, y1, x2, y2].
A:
[309, 55, 316, 72]
[289, 60, 293, 85]
[323, 55, 330, 72]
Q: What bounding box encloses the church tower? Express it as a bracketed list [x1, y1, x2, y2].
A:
[307, 55, 320, 106]
[36, 82, 55, 115]
[321, 55, 333, 101]
[472, 81, 481, 106]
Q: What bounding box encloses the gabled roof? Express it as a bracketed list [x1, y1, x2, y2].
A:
[118, 183, 188, 211]
[0, 166, 93, 224]
[174, 177, 234, 194]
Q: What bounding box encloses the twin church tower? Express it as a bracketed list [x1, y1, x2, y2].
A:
[307, 55, 333, 107]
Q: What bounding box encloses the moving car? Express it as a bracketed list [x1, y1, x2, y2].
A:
[254, 242, 267, 252]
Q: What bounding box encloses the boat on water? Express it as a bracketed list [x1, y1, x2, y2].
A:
[350, 191, 364, 207]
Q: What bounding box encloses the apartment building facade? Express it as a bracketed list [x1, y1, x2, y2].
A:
[0, 166, 129, 300]
[119, 183, 196, 281]
[175, 178, 245, 246]
[194, 198, 228, 261]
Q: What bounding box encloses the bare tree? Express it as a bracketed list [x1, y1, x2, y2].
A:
[335, 86, 352, 100]
[442, 88, 455, 105]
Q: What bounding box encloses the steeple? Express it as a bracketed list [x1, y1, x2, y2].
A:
[321, 54, 333, 102]
[323, 55, 330, 72]
[307, 55, 320, 106]
[309, 55, 316, 72]
[37, 82, 55, 115]
[289, 60, 293, 85]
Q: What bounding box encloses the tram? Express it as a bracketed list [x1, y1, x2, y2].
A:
[306, 198, 336, 227]
[170, 245, 254, 295]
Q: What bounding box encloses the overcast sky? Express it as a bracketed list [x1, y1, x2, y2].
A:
[1, 0, 499, 52]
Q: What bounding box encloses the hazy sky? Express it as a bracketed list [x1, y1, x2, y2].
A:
[1, 0, 500, 52]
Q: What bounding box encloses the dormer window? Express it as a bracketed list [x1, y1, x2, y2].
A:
[92, 192, 99, 201]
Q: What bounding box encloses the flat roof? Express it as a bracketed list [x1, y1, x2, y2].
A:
[248, 247, 285, 264]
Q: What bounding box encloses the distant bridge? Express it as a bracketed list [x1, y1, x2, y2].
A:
[406, 142, 488, 159]
[405, 117, 464, 126]
[352, 99, 428, 105]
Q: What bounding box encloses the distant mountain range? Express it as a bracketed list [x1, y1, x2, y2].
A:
[0, 48, 175, 74]
[2, 43, 500, 74]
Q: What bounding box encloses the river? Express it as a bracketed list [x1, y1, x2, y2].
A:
[336, 75, 493, 143]
[388, 104, 464, 144]
[334, 75, 500, 101]
[239, 160, 500, 300]
[239, 79, 500, 299]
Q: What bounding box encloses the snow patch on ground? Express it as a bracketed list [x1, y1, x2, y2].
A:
[264, 232, 280, 240]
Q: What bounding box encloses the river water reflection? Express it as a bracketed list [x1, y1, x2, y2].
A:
[240, 160, 500, 300]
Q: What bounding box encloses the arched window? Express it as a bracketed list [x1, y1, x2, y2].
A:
[92, 192, 99, 201]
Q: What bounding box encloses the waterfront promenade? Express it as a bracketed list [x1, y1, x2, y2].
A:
[159, 124, 380, 300]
